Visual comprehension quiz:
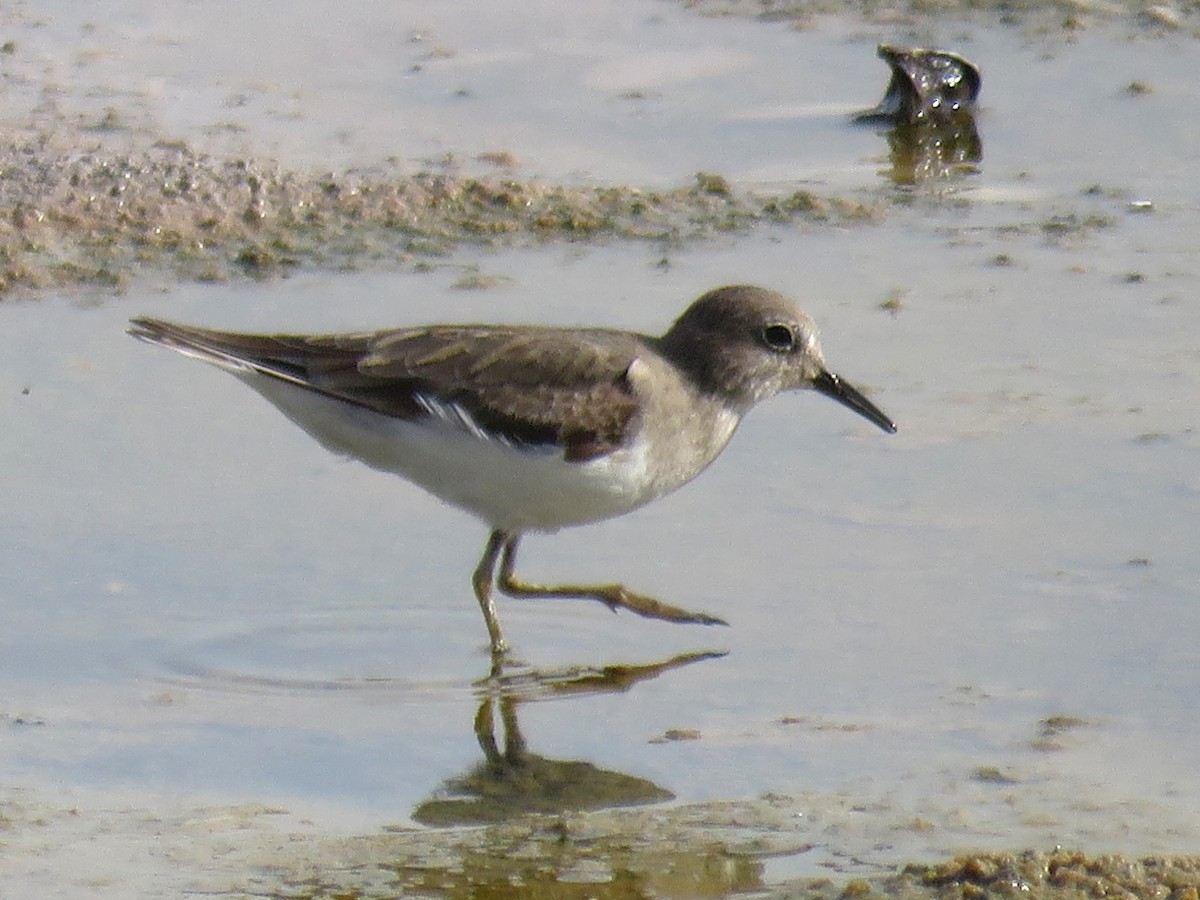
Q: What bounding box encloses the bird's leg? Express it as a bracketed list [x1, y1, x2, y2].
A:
[472, 531, 510, 656]
[472, 697, 503, 772]
[496, 535, 728, 627]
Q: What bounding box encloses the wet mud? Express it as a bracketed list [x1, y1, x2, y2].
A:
[1, 1, 1197, 897]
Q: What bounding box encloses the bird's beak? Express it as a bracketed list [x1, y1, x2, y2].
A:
[813, 370, 897, 434]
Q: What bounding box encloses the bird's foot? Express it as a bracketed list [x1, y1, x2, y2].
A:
[591, 584, 728, 626]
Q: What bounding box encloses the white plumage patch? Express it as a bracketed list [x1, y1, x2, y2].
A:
[240, 374, 655, 533]
[411, 393, 556, 454]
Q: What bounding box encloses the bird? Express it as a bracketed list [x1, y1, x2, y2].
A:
[128, 285, 896, 656]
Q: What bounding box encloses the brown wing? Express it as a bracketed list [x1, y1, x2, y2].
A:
[129, 318, 643, 461]
[360, 326, 643, 459]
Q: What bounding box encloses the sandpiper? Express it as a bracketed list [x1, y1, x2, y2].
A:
[129, 285, 896, 655]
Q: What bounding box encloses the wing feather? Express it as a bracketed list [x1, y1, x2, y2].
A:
[129, 318, 643, 460]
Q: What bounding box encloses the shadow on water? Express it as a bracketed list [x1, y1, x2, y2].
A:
[412, 650, 724, 826]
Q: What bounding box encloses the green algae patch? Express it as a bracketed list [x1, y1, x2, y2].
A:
[0, 143, 881, 297]
[884, 851, 1200, 900]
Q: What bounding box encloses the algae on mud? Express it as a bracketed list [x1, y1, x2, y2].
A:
[0, 141, 879, 297]
[2, 2, 1198, 898]
[681, 0, 1200, 35]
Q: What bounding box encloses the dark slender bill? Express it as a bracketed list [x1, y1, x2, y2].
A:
[813, 370, 897, 434]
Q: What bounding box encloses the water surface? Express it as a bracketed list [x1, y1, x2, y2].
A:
[2, 1, 1199, 895]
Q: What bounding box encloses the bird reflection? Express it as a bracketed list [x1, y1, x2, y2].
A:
[855, 44, 983, 185]
[412, 650, 723, 826]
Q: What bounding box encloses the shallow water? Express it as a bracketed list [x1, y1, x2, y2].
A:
[2, 0, 1200, 896]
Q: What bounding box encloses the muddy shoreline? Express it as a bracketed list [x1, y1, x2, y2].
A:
[0, 0, 1190, 297]
[4, 786, 1198, 898]
[2, 2, 1196, 897]
[0, 139, 879, 296]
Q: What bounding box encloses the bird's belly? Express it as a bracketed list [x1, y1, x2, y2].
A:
[244, 376, 670, 532]
[389, 424, 663, 531]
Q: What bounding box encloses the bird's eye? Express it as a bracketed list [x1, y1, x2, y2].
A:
[761, 323, 795, 352]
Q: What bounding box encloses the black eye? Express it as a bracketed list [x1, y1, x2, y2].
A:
[761, 323, 795, 352]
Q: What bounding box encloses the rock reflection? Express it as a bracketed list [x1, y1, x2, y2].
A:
[412, 651, 723, 826]
[879, 116, 982, 185]
[855, 45, 983, 185]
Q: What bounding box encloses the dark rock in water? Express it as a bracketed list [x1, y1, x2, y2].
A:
[855, 45, 981, 125]
[853, 44, 983, 184]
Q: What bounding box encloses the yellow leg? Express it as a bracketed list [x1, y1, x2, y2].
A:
[472, 531, 509, 656]
[495, 534, 727, 626]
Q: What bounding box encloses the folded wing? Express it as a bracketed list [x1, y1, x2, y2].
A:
[128, 318, 642, 461]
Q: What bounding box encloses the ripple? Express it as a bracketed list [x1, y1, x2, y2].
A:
[140, 608, 483, 700]
[136, 607, 728, 705]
